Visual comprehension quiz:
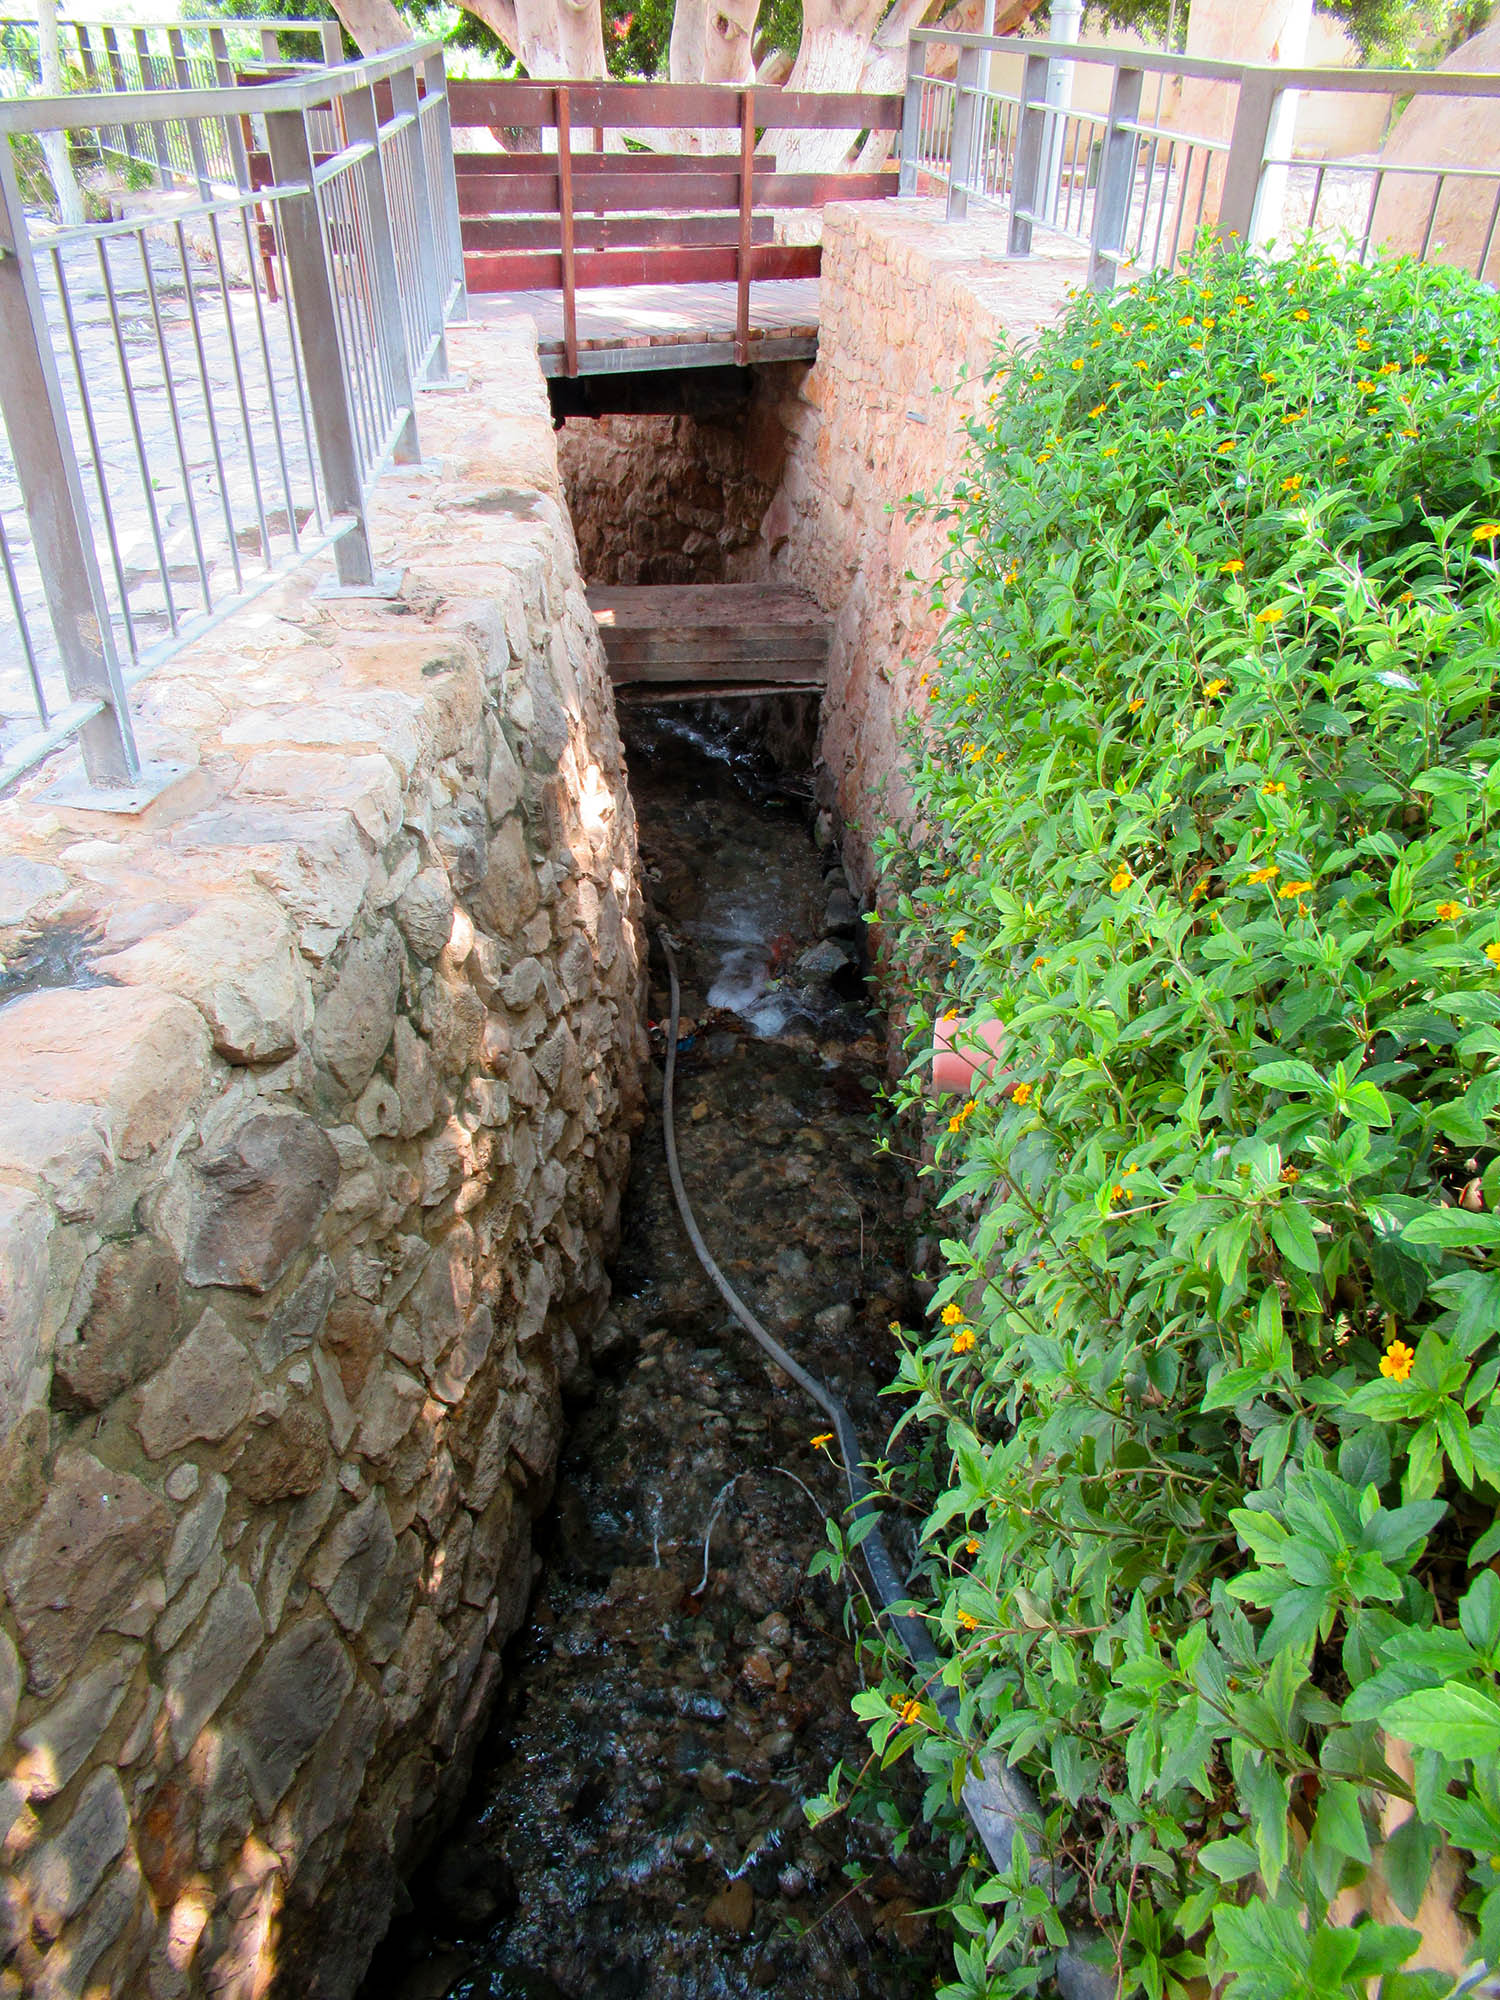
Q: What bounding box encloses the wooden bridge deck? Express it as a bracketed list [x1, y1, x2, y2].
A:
[472, 278, 820, 377]
[588, 582, 830, 698]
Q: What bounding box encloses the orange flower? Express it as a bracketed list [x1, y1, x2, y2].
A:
[1011, 1081, 1034, 1106]
[1248, 865, 1280, 886]
[1278, 879, 1312, 899]
[1110, 866, 1132, 893]
[1380, 1339, 1415, 1383]
[1436, 900, 1464, 921]
[1220, 559, 1244, 574]
[950, 1327, 977, 1354]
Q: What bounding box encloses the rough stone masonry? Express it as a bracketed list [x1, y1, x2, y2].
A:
[0, 323, 646, 1999]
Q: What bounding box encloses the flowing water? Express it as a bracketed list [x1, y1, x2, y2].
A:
[358, 706, 948, 2000]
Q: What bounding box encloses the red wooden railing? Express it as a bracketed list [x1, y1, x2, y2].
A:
[447, 79, 904, 372]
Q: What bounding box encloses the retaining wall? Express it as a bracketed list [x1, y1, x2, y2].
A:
[0, 324, 646, 2000]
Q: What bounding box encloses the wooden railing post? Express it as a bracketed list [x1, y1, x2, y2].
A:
[1087, 62, 1142, 291]
[735, 87, 755, 366]
[556, 84, 578, 378]
[1007, 51, 1050, 254]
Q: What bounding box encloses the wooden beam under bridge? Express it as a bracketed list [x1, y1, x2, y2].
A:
[587, 583, 830, 697]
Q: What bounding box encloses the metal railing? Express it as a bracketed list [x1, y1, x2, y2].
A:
[900, 32, 1500, 294]
[0, 39, 466, 802]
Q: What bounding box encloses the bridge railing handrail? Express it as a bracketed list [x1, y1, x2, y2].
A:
[900, 30, 1500, 293]
[0, 37, 467, 803]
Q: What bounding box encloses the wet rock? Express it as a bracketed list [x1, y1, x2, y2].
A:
[429, 1840, 516, 1933]
[823, 885, 859, 935]
[2, 1449, 171, 1694]
[184, 1111, 340, 1294]
[705, 1878, 754, 1936]
[696, 1760, 734, 1805]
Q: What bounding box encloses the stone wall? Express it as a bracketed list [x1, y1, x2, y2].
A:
[0, 323, 646, 2000]
[757, 202, 1080, 895]
[557, 367, 801, 586]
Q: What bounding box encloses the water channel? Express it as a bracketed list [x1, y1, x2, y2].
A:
[357, 705, 951, 2000]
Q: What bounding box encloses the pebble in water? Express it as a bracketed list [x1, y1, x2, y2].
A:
[358, 705, 947, 2000]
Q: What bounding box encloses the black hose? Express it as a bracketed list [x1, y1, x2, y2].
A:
[655, 930, 1114, 2000]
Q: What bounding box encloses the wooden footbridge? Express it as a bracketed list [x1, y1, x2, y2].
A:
[446, 79, 905, 378]
[588, 583, 830, 699]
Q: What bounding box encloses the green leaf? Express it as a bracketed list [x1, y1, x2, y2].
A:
[1268, 1200, 1323, 1274]
[1402, 1209, 1500, 1250]
[1381, 1683, 1500, 1762]
[1381, 1812, 1439, 1922]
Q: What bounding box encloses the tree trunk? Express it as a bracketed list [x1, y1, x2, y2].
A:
[666, 0, 759, 152]
[35, 0, 85, 225]
[511, 0, 606, 76]
[774, 0, 887, 172]
[327, 0, 412, 53]
[461, 0, 523, 58]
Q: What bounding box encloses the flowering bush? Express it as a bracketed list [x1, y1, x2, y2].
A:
[867, 244, 1500, 1998]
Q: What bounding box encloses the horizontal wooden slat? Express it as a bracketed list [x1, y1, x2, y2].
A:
[461, 212, 775, 253]
[455, 150, 773, 176]
[603, 634, 830, 665]
[591, 583, 826, 625]
[466, 242, 818, 290]
[449, 78, 902, 132]
[608, 657, 829, 685]
[614, 680, 825, 702]
[456, 167, 897, 214]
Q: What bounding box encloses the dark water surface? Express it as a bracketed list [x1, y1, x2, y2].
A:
[358, 708, 948, 2000]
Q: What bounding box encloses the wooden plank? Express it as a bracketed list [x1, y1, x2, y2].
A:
[461, 213, 775, 253]
[603, 638, 831, 669]
[464, 241, 818, 292]
[556, 83, 577, 377]
[538, 333, 819, 377]
[589, 583, 824, 625]
[456, 167, 897, 216]
[455, 150, 763, 176]
[614, 680, 825, 702]
[449, 78, 903, 132]
[608, 657, 829, 686]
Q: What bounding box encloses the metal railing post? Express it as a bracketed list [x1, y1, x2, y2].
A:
[209, 25, 252, 189]
[389, 56, 450, 379]
[132, 28, 175, 180]
[1087, 63, 1142, 290]
[264, 103, 376, 589]
[167, 27, 212, 199]
[1008, 51, 1050, 254]
[0, 146, 139, 791]
[1216, 67, 1278, 247]
[340, 78, 420, 457]
[899, 35, 925, 195]
[946, 43, 984, 220]
[320, 20, 345, 65]
[422, 49, 468, 321]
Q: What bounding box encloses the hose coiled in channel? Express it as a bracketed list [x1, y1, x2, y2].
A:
[655, 931, 1113, 2000]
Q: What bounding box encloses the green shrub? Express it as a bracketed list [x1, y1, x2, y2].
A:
[869, 243, 1500, 1999]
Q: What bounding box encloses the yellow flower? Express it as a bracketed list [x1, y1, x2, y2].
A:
[1177, 314, 1195, 328]
[1204, 678, 1227, 698]
[1262, 780, 1286, 795]
[1216, 440, 1235, 454]
[1220, 559, 1244, 573]
[1260, 370, 1278, 384]
[1127, 695, 1145, 713]
[1282, 410, 1306, 424]
[1379, 1339, 1415, 1383]
[951, 929, 967, 945]
[950, 1328, 977, 1354]
[1111, 320, 1127, 334]
[1292, 307, 1310, 322]
[1358, 379, 1376, 394]
[941, 1302, 966, 1326]
[1413, 352, 1429, 364]
[1486, 942, 1500, 966]
[1280, 1165, 1300, 1184]
[1379, 360, 1400, 375]
[1248, 865, 1280, 885]
[1101, 445, 1119, 458]
[965, 1537, 981, 1555]
[1436, 900, 1464, 921]
[811, 1432, 834, 1449]
[1190, 877, 1211, 903]
[1071, 358, 1085, 372]
[1037, 450, 1053, 463]
[956, 1610, 980, 1630]
[1281, 474, 1303, 494]
[1255, 606, 1286, 625]
[1472, 523, 1500, 545]
[1110, 866, 1132, 893]
[1188, 340, 1205, 352]
[1089, 402, 1107, 418]
[1278, 879, 1312, 898]
[1033, 956, 1048, 970]
[1030, 369, 1044, 381]
[1234, 293, 1251, 306]
[897, 1698, 923, 1725]
[1011, 1081, 1034, 1106]
[1111, 1183, 1125, 1200]
[947, 1113, 963, 1133]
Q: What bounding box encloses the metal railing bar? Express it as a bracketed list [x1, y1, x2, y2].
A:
[1417, 173, 1445, 262]
[40, 178, 309, 248]
[0, 512, 50, 725]
[312, 137, 376, 185]
[1118, 119, 1226, 151]
[319, 169, 373, 472]
[48, 239, 137, 659]
[1151, 137, 1177, 266]
[135, 226, 215, 617]
[0, 695, 111, 797]
[1478, 182, 1500, 281]
[266, 199, 326, 541]
[1188, 142, 1212, 246]
[96, 234, 179, 638]
[1307, 161, 1328, 235]
[172, 216, 243, 598]
[1357, 166, 1384, 262]
[205, 207, 274, 576]
[1262, 153, 1500, 184]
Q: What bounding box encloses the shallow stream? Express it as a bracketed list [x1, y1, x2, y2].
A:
[358, 707, 947, 2000]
